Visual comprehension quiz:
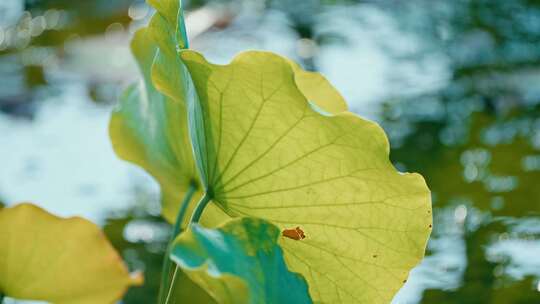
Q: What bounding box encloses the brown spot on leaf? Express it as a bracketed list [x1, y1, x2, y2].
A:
[282, 227, 306, 240]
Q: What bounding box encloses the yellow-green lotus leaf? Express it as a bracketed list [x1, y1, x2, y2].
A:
[0, 203, 141, 303]
[178, 50, 432, 303]
[110, 0, 348, 227]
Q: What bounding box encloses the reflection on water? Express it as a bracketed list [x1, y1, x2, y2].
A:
[0, 0, 538, 303]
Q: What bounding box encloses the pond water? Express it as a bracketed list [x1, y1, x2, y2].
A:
[1, 0, 539, 303]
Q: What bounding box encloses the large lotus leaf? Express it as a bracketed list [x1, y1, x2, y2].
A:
[176, 50, 432, 303]
[0, 203, 141, 303]
[113, 0, 349, 226]
[170, 217, 312, 304]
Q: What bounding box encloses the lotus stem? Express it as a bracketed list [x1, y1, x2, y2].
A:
[164, 266, 179, 304]
[160, 191, 212, 303]
[157, 182, 197, 304]
[189, 191, 212, 224]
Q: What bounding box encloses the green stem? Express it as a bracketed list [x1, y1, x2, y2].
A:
[0, 293, 4, 304]
[189, 192, 212, 224]
[161, 192, 212, 303]
[171, 184, 197, 237]
[157, 183, 197, 304]
[165, 266, 180, 304]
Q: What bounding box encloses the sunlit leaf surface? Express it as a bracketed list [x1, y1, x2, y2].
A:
[178, 50, 432, 303]
[286, 59, 347, 114]
[0, 203, 141, 304]
[170, 217, 312, 304]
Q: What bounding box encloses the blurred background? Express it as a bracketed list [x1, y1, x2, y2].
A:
[0, 0, 539, 303]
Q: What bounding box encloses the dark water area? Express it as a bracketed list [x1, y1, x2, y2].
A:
[0, 0, 539, 303]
